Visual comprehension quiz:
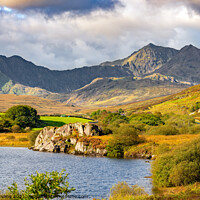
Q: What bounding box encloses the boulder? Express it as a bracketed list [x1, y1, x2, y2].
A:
[34, 122, 106, 156]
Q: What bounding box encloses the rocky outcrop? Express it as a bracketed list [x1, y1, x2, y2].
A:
[33, 123, 107, 157]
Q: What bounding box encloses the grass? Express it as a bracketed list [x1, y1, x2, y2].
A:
[0, 132, 29, 147]
[39, 116, 92, 128]
[0, 94, 82, 115]
[124, 134, 200, 159]
[143, 134, 200, 145]
[92, 135, 112, 142]
[147, 85, 200, 115]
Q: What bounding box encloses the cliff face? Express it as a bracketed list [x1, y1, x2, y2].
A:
[33, 123, 107, 156]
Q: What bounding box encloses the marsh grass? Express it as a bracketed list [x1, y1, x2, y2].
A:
[0, 133, 29, 147]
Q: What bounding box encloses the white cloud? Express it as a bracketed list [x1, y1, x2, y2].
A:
[0, 0, 199, 70]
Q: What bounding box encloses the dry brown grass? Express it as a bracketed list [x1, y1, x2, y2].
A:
[0, 132, 30, 147]
[0, 94, 82, 115]
[143, 134, 200, 145]
[92, 135, 113, 142]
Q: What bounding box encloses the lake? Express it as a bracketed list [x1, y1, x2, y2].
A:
[0, 147, 152, 199]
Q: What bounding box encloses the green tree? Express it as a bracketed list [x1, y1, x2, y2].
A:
[4, 105, 40, 128]
[8, 169, 75, 199]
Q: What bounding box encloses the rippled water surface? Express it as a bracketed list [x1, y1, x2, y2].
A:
[0, 147, 152, 199]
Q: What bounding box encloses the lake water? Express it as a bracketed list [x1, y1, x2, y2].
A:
[0, 147, 152, 199]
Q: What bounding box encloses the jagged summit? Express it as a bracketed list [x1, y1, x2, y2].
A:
[156, 44, 200, 84]
[101, 43, 178, 76]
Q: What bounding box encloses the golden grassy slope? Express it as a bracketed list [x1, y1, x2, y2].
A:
[0, 94, 82, 115]
[148, 84, 200, 114]
[0, 132, 29, 147]
[92, 84, 200, 114]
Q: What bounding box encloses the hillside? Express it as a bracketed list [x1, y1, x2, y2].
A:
[64, 76, 187, 107]
[0, 94, 80, 115]
[148, 84, 200, 115]
[99, 84, 200, 115]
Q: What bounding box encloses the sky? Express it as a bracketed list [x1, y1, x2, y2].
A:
[0, 0, 199, 70]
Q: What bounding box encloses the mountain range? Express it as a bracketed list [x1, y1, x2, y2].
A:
[0, 43, 199, 107]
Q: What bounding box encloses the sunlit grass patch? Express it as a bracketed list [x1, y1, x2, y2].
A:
[40, 116, 92, 128]
[144, 134, 200, 145]
[0, 132, 29, 147]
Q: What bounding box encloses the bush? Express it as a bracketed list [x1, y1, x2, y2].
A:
[6, 135, 15, 140]
[4, 105, 40, 128]
[152, 137, 200, 187]
[11, 125, 21, 133]
[113, 124, 141, 146]
[103, 113, 128, 125]
[8, 169, 75, 199]
[18, 138, 29, 142]
[130, 113, 164, 126]
[106, 124, 142, 158]
[101, 126, 113, 135]
[110, 182, 147, 199]
[190, 102, 200, 112]
[106, 142, 124, 158]
[165, 114, 195, 129]
[29, 130, 40, 146]
[147, 125, 179, 135]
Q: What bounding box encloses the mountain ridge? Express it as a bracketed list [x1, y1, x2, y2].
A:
[0, 43, 200, 107]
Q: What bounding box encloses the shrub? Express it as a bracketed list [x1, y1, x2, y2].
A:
[106, 142, 124, 158]
[101, 126, 113, 135]
[18, 138, 29, 142]
[106, 124, 142, 158]
[6, 135, 16, 140]
[188, 124, 200, 134]
[129, 113, 164, 126]
[113, 124, 141, 146]
[8, 169, 75, 199]
[4, 105, 40, 128]
[152, 137, 200, 187]
[169, 161, 200, 186]
[147, 125, 179, 135]
[111, 119, 128, 128]
[190, 102, 200, 112]
[165, 114, 195, 129]
[103, 113, 128, 125]
[11, 125, 21, 133]
[110, 182, 147, 199]
[28, 130, 40, 146]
